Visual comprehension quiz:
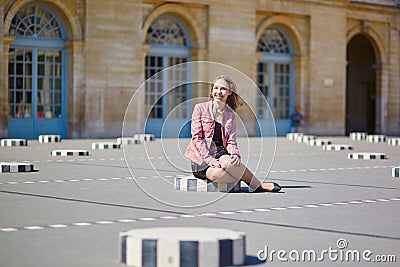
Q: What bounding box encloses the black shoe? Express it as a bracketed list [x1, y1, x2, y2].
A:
[254, 182, 281, 193]
[271, 182, 281, 192]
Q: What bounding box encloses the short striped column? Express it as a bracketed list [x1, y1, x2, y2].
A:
[286, 133, 303, 141]
[134, 134, 155, 142]
[174, 176, 240, 193]
[51, 150, 89, 156]
[296, 135, 316, 144]
[0, 162, 35, 173]
[366, 135, 387, 143]
[322, 144, 353, 151]
[120, 227, 246, 267]
[388, 138, 400, 146]
[392, 167, 400, 178]
[0, 139, 27, 147]
[91, 142, 121, 150]
[349, 132, 367, 141]
[348, 152, 386, 160]
[117, 137, 140, 145]
[307, 139, 331, 146]
[38, 135, 61, 143]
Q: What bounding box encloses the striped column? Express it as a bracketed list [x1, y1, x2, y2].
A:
[134, 134, 155, 142]
[392, 167, 400, 178]
[307, 139, 331, 146]
[366, 135, 387, 143]
[349, 132, 367, 141]
[348, 152, 386, 160]
[0, 162, 35, 173]
[51, 150, 89, 156]
[120, 227, 246, 267]
[388, 138, 400, 146]
[323, 144, 353, 151]
[117, 137, 140, 145]
[174, 176, 240, 192]
[91, 142, 121, 150]
[0, 139, 27, 146]
[286, 133, 303, 141]
[38, 135, 61, 143]
[296, 135, 316, 144]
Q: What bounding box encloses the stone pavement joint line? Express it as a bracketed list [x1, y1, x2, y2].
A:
[6, 151, 334, 164]
[0, 165, 395, 186]
[1, 196, 399, 234]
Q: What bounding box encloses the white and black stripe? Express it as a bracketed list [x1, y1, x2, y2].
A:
[120, 227, 245, 267]
[366, 135, 387, 143]
[286, 133, 303, 141]
[0, 139, 28, 147]
[392, 167, 400, 178]
[388, 138, 400, 146]
[322, 144, 353, 151]
[51, 150, 89, 156]
[91, 142, 121, 150]
[117, 137, 140, 145]
[349, 132, 367, 141]
[134, 134, 155, 142]
[307, 139, 331, 146]
[38, 135, 61, 143]
[174, 176, 240, 193]
[296, 135, 316, 144]
[348, 152, 386, 160]
[0, 162, 35, 173]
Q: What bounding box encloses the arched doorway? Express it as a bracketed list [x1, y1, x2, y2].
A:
[346, 34, 377, 134]
[7, 3, 68, 139]
[256, 25, 294, 136]
[144, 14, 192, 138]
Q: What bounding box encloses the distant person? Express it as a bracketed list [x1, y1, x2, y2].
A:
[184, 75, 281, 192]
[290, 106, 303, 133]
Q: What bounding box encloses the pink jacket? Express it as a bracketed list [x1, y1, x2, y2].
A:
[184, 100, 240, 165]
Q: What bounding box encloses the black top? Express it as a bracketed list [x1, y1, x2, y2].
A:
[212, 121, 224, 148]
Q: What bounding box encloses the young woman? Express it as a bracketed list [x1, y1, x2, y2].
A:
[184, 75, 281, 192]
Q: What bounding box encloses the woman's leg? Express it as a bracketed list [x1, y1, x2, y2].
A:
[206, 166, 239, 183]
[217, 155, 277, 191]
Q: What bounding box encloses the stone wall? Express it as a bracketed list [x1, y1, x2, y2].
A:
[82, 0, 143, 137]
[0, 0, 399, 137]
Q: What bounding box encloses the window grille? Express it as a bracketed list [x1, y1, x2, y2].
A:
[257, 28, 290, 54]
[9, 5, 63, 39]
[146, 16, 188, 46]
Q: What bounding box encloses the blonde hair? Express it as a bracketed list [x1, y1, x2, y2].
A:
[208, 75, 243, 112]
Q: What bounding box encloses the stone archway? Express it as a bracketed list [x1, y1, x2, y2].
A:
[346, 34, 377, 134]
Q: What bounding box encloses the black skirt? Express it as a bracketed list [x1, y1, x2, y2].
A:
[191, 147, 230, 180]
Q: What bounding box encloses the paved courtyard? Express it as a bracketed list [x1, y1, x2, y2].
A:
[0, 136, 399, 266]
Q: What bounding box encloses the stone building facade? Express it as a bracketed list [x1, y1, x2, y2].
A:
[0, 0, 399, 138]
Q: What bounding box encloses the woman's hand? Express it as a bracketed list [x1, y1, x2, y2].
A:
[230, 154, 241, 166]
[210, 159, 221, 168]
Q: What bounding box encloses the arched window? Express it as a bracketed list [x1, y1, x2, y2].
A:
[257, 28, 290, 54]
[9, 5, 63, 38]
[144, 14, 191, 138]
[7, 3, 67, 138]
[145, 16, 188, 46]
[256, 25, 293, 136]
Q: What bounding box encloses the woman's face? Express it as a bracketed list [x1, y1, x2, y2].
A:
[212, 78, 232, 103]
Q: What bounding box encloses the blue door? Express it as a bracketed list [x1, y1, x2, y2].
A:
[144, 54, 191, 138]
[256, 26, 294, 136]
[257, 60, 293, 136]
[144, 14, 192, 138]
[7, 4, 67, 139]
